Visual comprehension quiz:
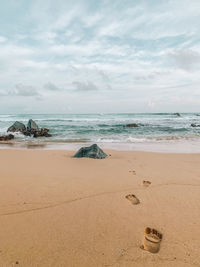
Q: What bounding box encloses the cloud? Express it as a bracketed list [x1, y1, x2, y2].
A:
[44, 82, 61, 91]
[10, 83, 40, 96]
[169, 49, 200, 70]
[0, 0, 200, 112]
[98, 70, 110, 82]
[72, 81, 98, 91]
[0, 44, 35, 58]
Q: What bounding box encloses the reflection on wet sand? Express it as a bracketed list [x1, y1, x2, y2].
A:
[0, 141, 47, 150]
[26, 143, 47, 149]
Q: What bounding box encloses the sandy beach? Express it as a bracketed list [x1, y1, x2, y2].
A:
[0, 149, 200, 266]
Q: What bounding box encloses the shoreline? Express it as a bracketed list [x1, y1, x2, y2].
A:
[1, 139, 200, 153]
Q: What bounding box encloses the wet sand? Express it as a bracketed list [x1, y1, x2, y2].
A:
[0, 149, 200, 266]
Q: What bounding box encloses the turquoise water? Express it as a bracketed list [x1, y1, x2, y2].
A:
[0, 113, 200, 146]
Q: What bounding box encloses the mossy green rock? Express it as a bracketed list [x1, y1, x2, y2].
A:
[7, 121, 26, 132]
[27, 119, 39, 131]
[74, 144, 107, 159]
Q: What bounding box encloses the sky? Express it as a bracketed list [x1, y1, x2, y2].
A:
[0, 0, 200, 114]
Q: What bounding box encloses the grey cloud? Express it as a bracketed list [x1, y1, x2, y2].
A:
[169, 49, 200, 70]
[44, 82, 61, 91]
[97, 70, 112, 90]
[72, 81, 98, 91]
[98, 70, 110, 82]
[10, 83, 40, 96]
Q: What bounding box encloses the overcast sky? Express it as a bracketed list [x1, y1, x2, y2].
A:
[0, 0, 200, 114]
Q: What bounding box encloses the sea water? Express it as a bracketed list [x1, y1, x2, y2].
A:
[0, 113, 200, 152]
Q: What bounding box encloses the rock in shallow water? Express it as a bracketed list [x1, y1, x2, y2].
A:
[191, 123, 200, 127]
[174, 113, 181, 117]
[33, 128, 52, 138]
[7, 119, 52, 138]
[27, 119, 39, 132]
[7, 121, 26, 133]
[74, 144, 107, 159]
[26, 120, 51, 137]
[126, 123, 139, 127]
[0, 134, 14, 141]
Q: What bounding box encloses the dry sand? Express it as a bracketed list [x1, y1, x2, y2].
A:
[0, 149, 200, 266]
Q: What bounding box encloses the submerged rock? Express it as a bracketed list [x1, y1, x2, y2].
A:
[74, 144, 107, 159]
[174, 113, 181, 117]
[126, 123, 139, 127]
[7, 121, 26, 133]
[0, 134, 14, 141]
[27, 119, 39, 132]
[191, 123, 200, 127]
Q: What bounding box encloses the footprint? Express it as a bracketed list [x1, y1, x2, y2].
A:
[142, 180, 151, 187]
[125, 194, 140, 205]
[141, 227, 163, 253]
[129, 170, 136, 175]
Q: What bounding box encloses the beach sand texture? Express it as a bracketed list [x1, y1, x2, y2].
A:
[0, 149, 200, 266]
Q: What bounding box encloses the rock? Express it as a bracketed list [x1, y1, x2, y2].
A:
[26, 120, 51, 137]
[191, 123, 200, 127]
[126, 123, 139, 127]
[74, 144, 107, 159]
[27, 119, 39, 132]
[7, 121, 26, 133]
[7, 119, 52, 138]
[0, 134, 14, 141]
[174, 113, 181, 117]
[33, 128, 52, 138]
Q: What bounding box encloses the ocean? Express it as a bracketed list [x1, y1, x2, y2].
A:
[0, 113, 200, 152]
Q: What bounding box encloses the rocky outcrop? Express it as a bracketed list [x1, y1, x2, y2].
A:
[126, 123, 139, 127]
[27, 119, 39, 132]
[74, 144, 107, 159]
[33, 128, 52, 138]
[7, 121, 26, 133]
[7, 119, 52, 138]
[191, 123, 200, 127]
[0, 134, 14, 141]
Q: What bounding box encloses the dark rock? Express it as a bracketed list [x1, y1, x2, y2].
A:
[174, 113, 181, 117]
[33, 128, 52, 138]
[7, 119, 52, 138]
[7, 121, 26, 133]
[26, 120, 51, 137]
[74, 144, 107, 159]
[126, 123, 139, 127]
[191, 123, 200, 127]
[27, 119, 39, 132]
[0, 134, 14, 141]
[23, 131, 31, 136]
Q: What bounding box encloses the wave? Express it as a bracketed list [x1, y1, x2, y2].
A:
[1, 113, 200, 146]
